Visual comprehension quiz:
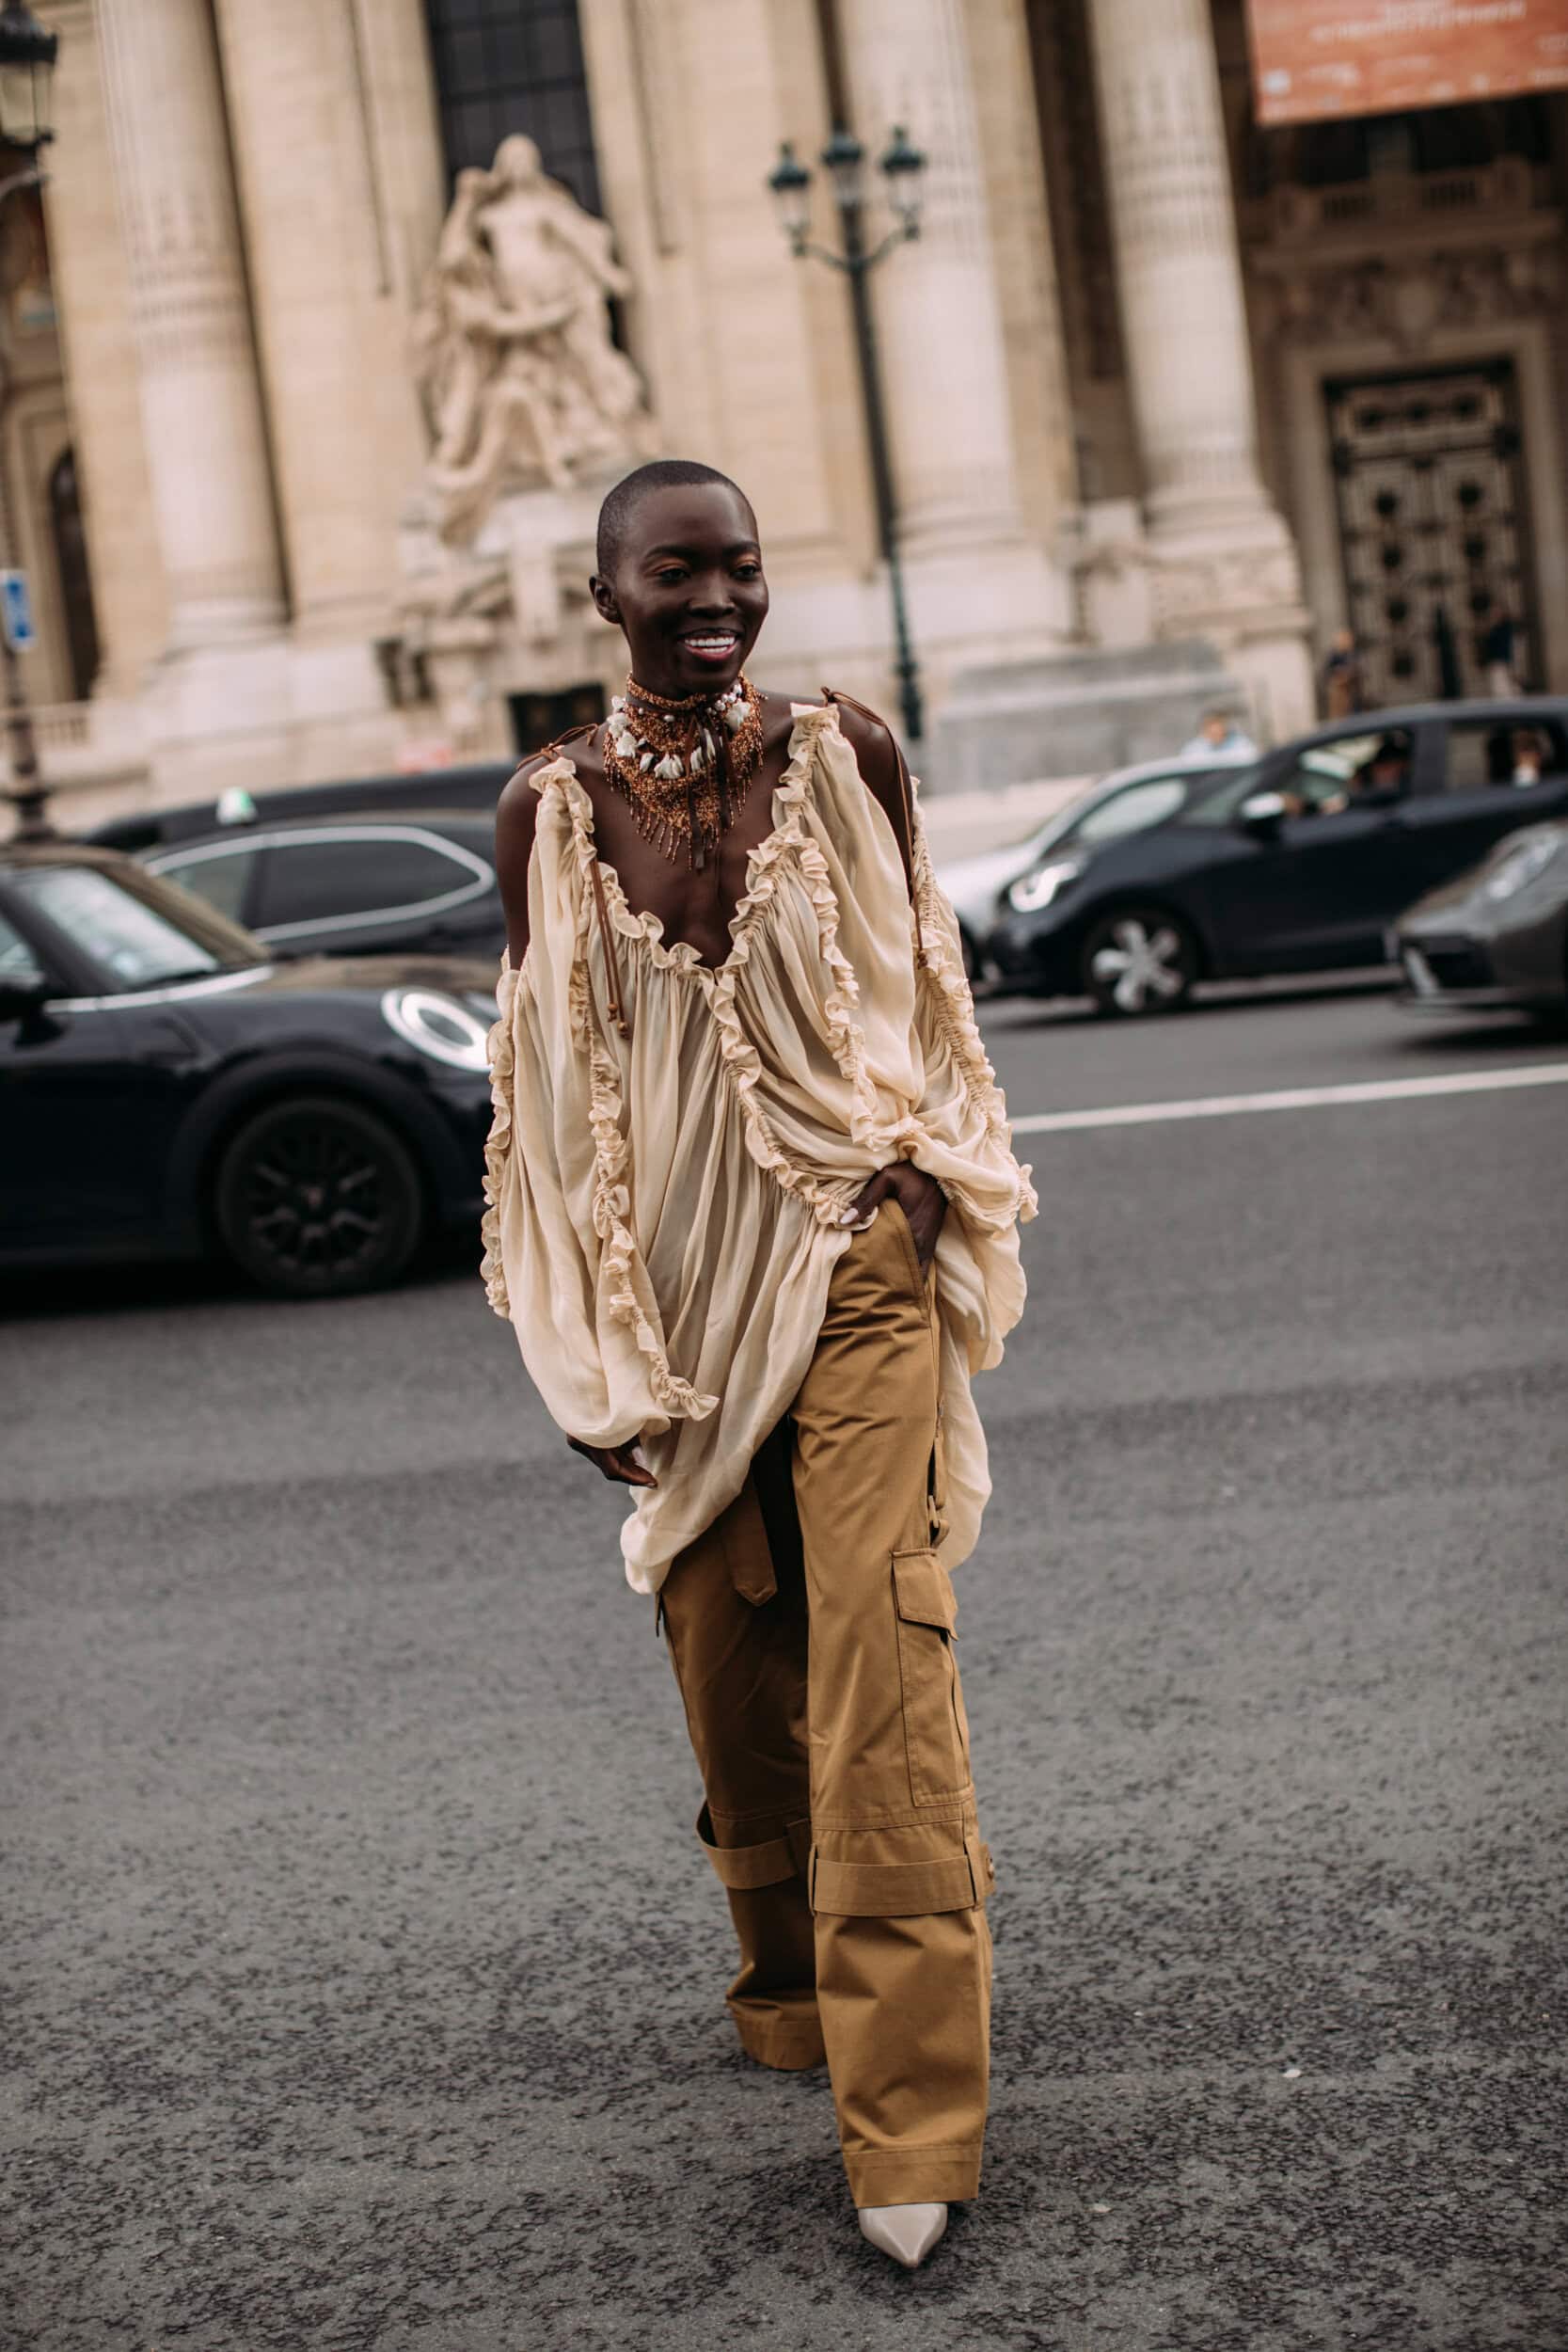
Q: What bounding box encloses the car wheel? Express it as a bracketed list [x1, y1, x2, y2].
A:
[958, 924, 978, 983]
[214, 1094, 425, 1298]
[1082, 908, 1198, 1017]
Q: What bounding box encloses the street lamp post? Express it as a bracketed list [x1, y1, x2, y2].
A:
[0, 0, 57, 843]
[768, 125, 927, 746]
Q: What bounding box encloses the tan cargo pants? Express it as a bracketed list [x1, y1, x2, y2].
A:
[657, 1198, 994, 2208]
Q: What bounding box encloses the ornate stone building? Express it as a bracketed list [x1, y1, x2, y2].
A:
[11, 0, 1568, 823]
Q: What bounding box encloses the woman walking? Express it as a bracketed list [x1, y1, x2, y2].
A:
[483, 459, 1035, 2267]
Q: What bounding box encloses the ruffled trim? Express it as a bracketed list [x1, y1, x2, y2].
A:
[480, 754, 722, 1410]
[535, 771, 719, 1419]
[528, 711, 1036, 1239]
[546, 709, 863, 1230]
[480, 960, 519, 1316]
[571, 953, 720, 1422]
[551, 712, 831, 982]
[906, 798, 1038, 1226]
[704, 708, 879, 1224]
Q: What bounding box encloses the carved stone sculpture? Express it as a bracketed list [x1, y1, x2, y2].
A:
[413, 135, 654, 541]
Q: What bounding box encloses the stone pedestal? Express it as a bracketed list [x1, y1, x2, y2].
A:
[930, 640, 1247, 790]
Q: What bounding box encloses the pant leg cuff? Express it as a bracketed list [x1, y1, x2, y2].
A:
[844, 2143, 982, 2206]
[728, 2001, 827, 2072]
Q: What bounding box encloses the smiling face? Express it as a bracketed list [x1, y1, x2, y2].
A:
[591, 481, 768, 699]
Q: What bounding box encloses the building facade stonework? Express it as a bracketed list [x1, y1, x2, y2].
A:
[8, 0, 1567, 825]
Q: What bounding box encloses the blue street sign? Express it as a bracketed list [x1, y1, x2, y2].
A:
[0, 570, 35, 652]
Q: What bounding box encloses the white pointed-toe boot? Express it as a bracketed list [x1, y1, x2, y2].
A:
[858, 2201, 948, 2268]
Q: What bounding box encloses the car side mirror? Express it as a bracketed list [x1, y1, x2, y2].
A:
[0, 972, 50, 1021]
[1238, 790, 1288, 838]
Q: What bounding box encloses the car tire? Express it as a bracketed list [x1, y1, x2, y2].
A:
[1082, 907, 1199, 1017]
[214, 1094, 425, 1298]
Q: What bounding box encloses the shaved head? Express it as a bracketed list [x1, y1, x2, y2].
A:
[595, 458, 752, 579]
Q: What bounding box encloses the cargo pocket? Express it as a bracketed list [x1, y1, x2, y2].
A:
[891, 1549, 972, 1805]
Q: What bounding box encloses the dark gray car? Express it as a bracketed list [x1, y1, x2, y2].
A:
[145, 811, 503, 964]
[1394, 819, 1568, 1020]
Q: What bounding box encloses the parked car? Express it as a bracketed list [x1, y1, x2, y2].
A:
[934, 753, 1236, 977]
[84, 759, 518, 854]
[983, 699, 1568, 1014]
[0, 844, 499, 1295]
[145, 811, 503, 964]
[1393, 818, 1568, 1022]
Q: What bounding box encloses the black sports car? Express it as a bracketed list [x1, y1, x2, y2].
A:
[0, 844, 499, 1296]
[144, 810, 504, 964]
[1395, 819, 1568, 1022]
[983, 698, 1568, 1014]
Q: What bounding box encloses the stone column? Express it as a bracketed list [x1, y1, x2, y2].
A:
[833, 0, 1070, 670]
[39, 0, 167, 699]
[836, 0, 1035, 555]
[96, 0, 285, 651]
[1086, 0, 1313, 731]
[214, 0, 396, 642]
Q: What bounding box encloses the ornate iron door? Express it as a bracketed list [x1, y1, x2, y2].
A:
[1326, 360, 1539, 706]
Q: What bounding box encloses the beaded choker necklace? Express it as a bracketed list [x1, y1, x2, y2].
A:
[601, 674, 766, 869]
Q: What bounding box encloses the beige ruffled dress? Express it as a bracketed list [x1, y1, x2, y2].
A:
[482, 701, 1037, 1594]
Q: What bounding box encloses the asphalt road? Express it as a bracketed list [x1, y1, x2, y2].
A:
[4, 977, 1565, 2352]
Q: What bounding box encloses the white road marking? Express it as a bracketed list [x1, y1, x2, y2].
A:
[1009, 1062, 1568, 1135]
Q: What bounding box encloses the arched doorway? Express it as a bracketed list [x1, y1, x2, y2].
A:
[49, 446, 99, 702]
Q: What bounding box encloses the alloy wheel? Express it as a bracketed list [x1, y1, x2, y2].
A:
[1084, 911, 1196, 1016]
[214, 1096, 423, 1296]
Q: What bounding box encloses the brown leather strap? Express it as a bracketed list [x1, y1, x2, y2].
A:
[821, 686, 926, 967]
[541, 720, 598, 757]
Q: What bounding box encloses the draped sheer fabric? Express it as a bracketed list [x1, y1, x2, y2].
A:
[482, 702, 1037, 1594]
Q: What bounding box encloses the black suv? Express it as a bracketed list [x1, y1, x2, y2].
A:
[983, 699, 1568, 1013]
[146, 812, 503, 964]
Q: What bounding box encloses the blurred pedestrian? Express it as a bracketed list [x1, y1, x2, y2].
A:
[484, 459, 1035, 2271]
[1180, 707, 1258, 760]
[1509, 727, 1546, 787]
[1433, 603, 1462, 701]
[1322, 626, 1363, 719]
[1482, 612, 1520, 697]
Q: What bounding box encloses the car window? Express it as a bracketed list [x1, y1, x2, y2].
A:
[1061, 774, 1195, 847]
[0, 908, 46, 986]
[1271, 729, 1413, 816]
[253, 833, 483, 931]
[9, 865, 223, 990]
[1443, 718, 1567, 792]
[1176, 767, 1269, 825]
[152, 844, 259, 922]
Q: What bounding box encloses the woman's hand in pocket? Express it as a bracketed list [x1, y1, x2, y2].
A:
[840, 1163, 947, 1268]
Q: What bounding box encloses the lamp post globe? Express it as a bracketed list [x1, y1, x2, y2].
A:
[0, 0, 57, 153]
[879, 125, 926, 240]
[763, 119, 926, 746]
[819, 125, 866, 220]
[767, 142, 813, 253]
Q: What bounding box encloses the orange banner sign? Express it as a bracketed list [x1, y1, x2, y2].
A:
[1247, 0, 1568, 123]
